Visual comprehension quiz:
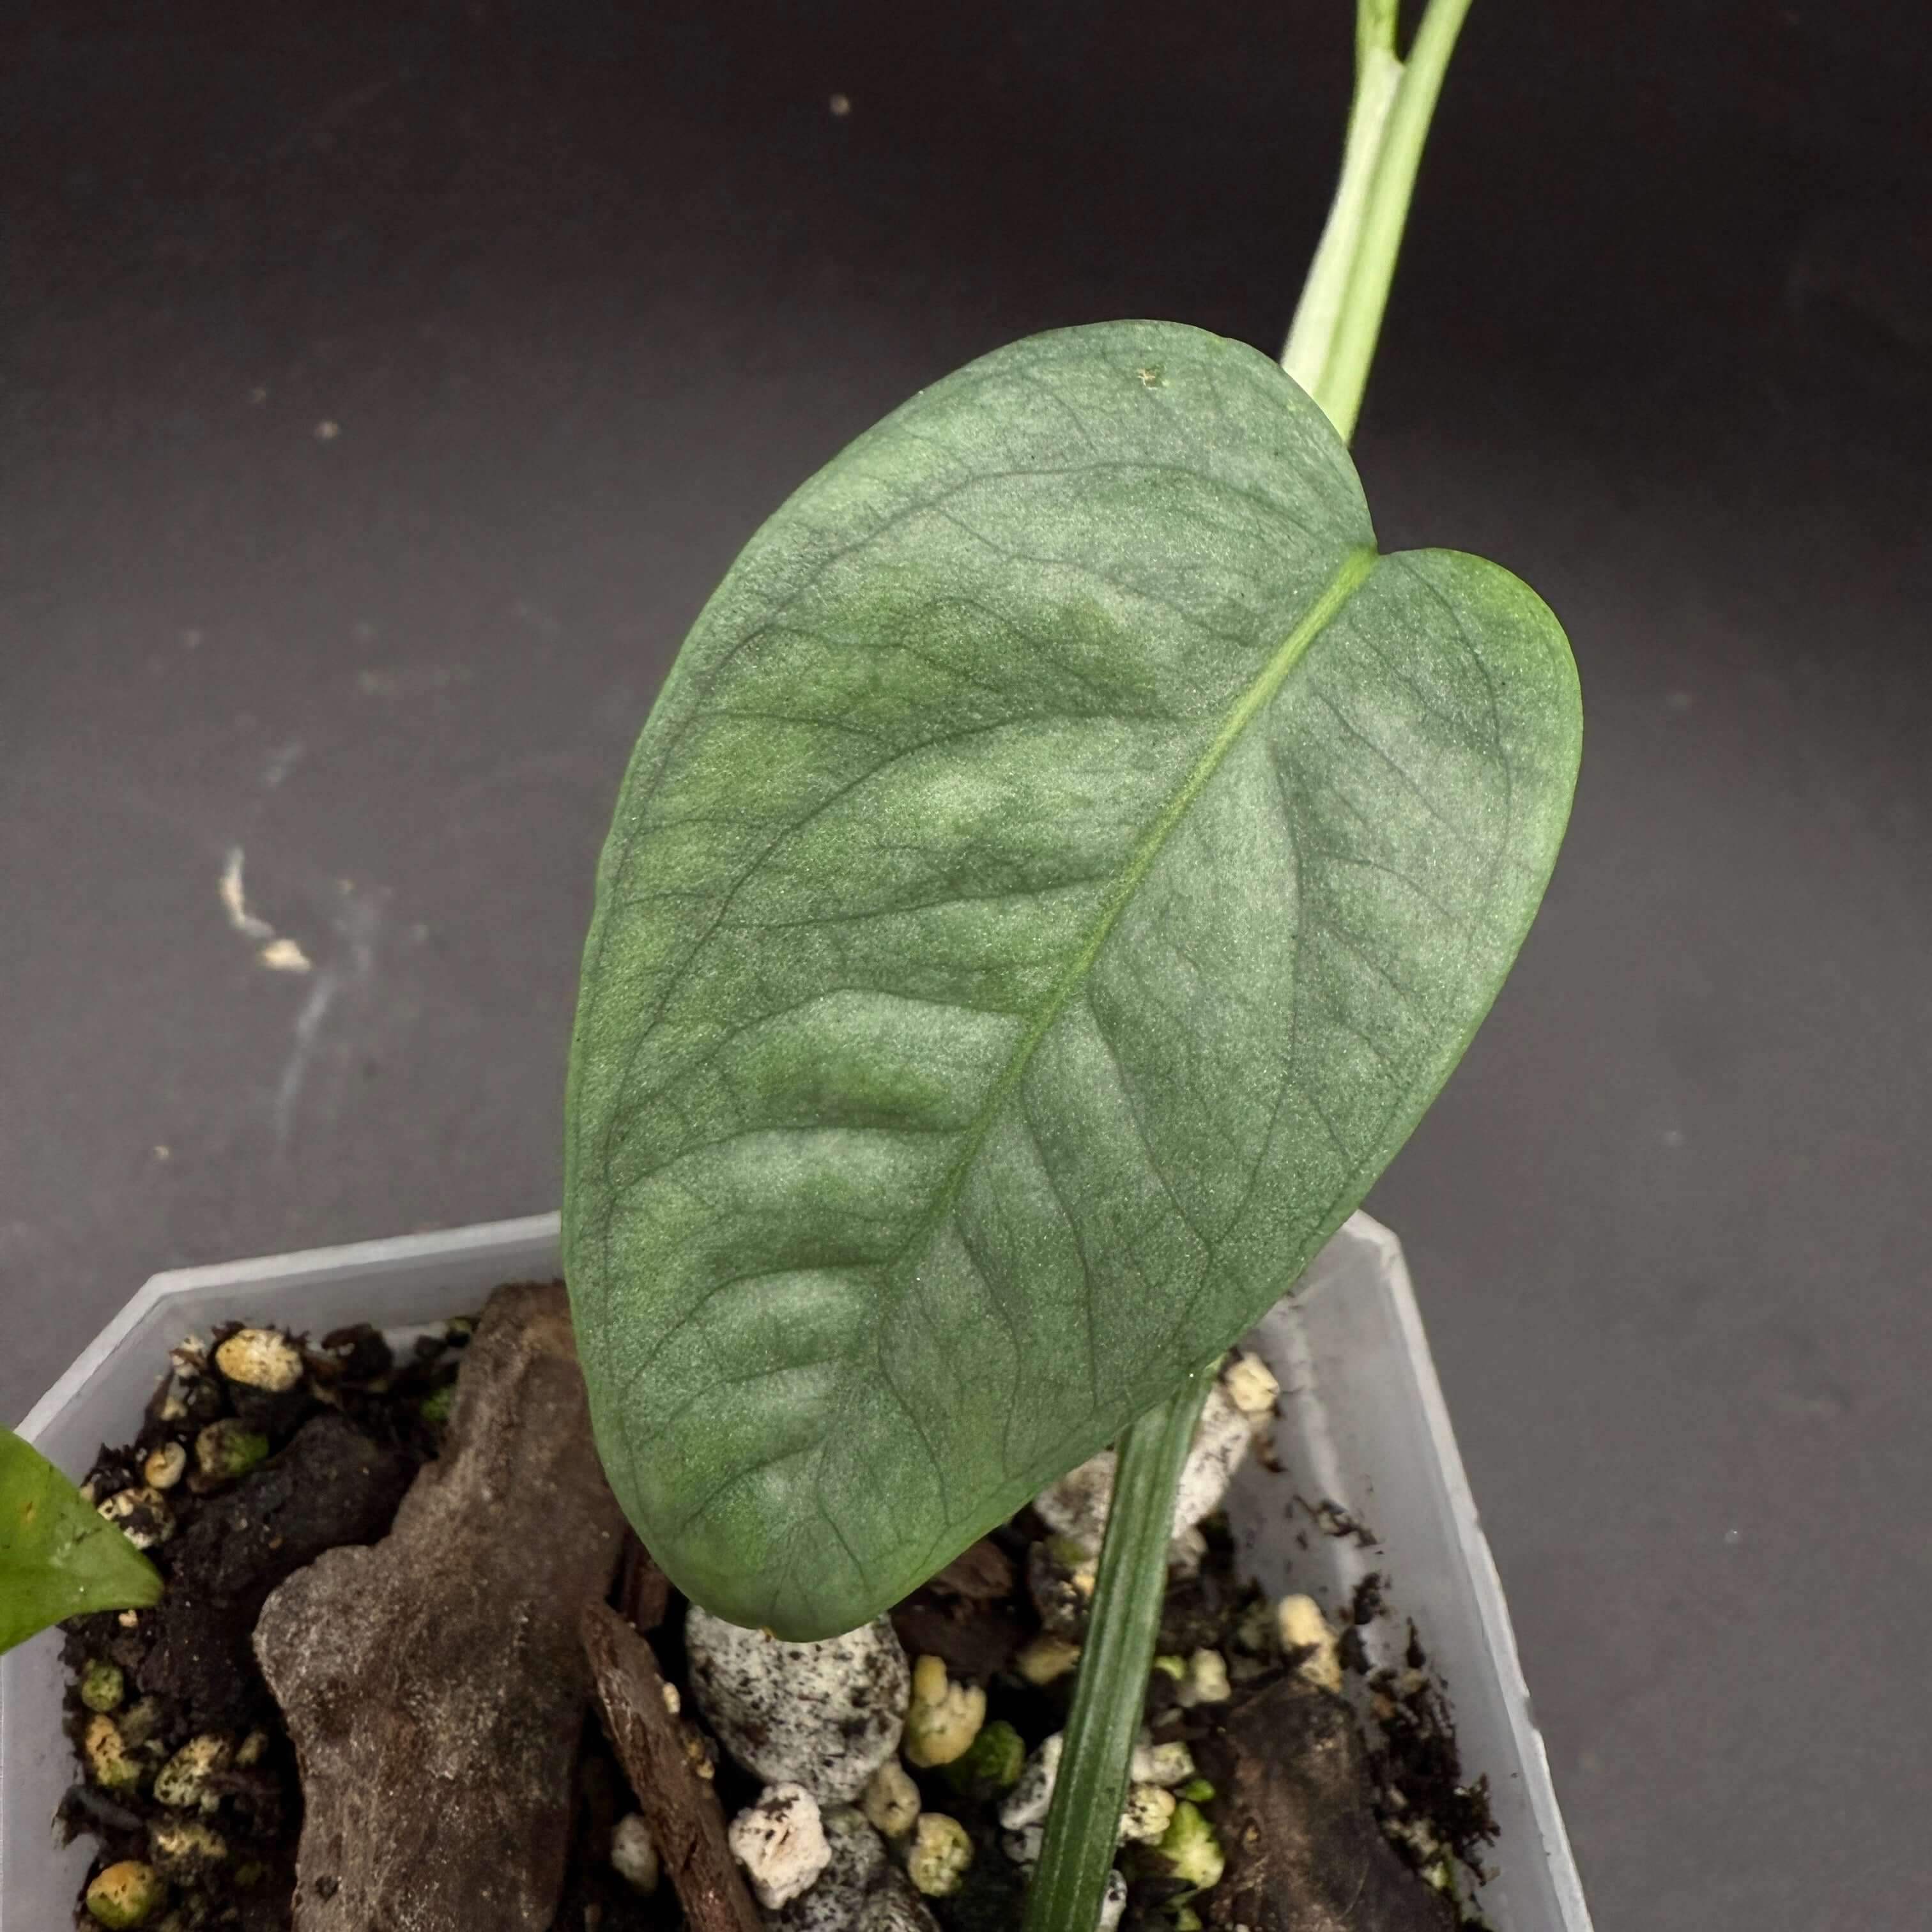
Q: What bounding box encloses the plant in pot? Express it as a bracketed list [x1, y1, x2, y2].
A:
[3, 3, 1584, 1929]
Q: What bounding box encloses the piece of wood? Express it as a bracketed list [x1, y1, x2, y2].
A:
[254, 1282, 626, 1932]
[582, 1599, 763, 1932]
[889, 1535, 1026, 1682]
[927, 1537, 1016, 1603]
[618, 1529, 671, 1634]
[1195, 1673, 1455, 1932]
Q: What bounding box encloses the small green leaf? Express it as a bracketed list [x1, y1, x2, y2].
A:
[1, 1430, 164, 1653]
[565, 321, 1580, 1637]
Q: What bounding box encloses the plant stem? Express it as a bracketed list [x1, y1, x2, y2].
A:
[1284, 0, 1478, 443]
[1355, 0, 1402, 75]
[1021, 17, 1483, 1927]
[1282, 12, 1404, 415]
[1021, 1372, 1212, 1932]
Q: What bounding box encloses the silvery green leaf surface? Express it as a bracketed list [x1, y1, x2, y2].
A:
[565, 321, 1580, 1637]
[1, 1429, 163, 1653]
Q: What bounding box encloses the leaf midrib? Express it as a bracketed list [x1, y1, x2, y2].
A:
[830, 544, 1382, 1563]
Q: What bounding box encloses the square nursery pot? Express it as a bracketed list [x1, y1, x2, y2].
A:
[1, 1211, 1592, 1931]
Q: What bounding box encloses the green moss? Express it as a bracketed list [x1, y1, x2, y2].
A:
[194, 1421, 269, 1483]
[80, 1660, 125, 1713]
[1154, 1800, 1225, 1896]
[944, 1717, 1026, 1799]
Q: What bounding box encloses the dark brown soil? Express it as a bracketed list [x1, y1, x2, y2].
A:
[60, 1321, 449, 1928]
[57, 1310, 1496, 1932]
[889, 1512, 1494, 1932]
[56, 1304, 664, 1932]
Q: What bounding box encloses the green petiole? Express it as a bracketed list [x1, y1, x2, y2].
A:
[1022, 1372, 1211, 1932]
[1284, 0, 1478, 441]
[1027, 6, 1482, 1926]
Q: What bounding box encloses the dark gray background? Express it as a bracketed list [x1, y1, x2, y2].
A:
[4, 3, 1929, 1926]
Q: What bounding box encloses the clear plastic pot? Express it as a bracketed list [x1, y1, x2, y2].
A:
[0, 1211, 1589, 1930]
[1227, 1216, 1593, 1931]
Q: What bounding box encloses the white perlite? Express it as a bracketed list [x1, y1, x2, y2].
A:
[905, 1813, 973, 1897]
[1222, 1349, 1280, 1420]
[999, 1730, 1060, 1866]
[1013, 1633, 1081, 1684]
[1172, 1381, 1254, 1529]
[610, 1813, 659, 1894]
[148, 1818, 227, 1877]
[1000, 1821, 1045, 1869]
[1118, 1784, 1177, 1844]
[82, 1715, 141, 1793]
[686, 1608, 909, 1803]
[1278, 1593, 1344, 1694]
[903, 1655, 986, 1767]
[861, 1761, 921, 1839]
[153, 1735, 231, 1813]
[857, 1889, 942, 1932]
[730, 1784, 831, 1910]
[1032, 1454, 1114, 1552]
[96, 1486, 174, 1551]
[999, 1733, 1183, 1862]
[1034, 1360, 1262, 1554]
[211, 1327, 305, 1392]
[1174, 1648, 1231, 1706]
[999, 1732, 1064, 1832]
[770, 1805, 935, 1932]
[1130, 1738, 1195, 1787]
[1098, 1867, 1130, 1932]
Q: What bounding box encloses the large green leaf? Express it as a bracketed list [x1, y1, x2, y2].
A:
[565, 321, 1580, 1638]
[1, 1429, 163, 1652]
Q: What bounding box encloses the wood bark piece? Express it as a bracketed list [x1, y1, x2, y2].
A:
[927, 1538, 1016, 1603]
[254, 1281, 626, 1932]
[1195, 1674, 1455, 1932]
[582, 1599, 763, 1932]
[617, 1529, 671, 1634]
[891, 1537, 1026, 1683]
